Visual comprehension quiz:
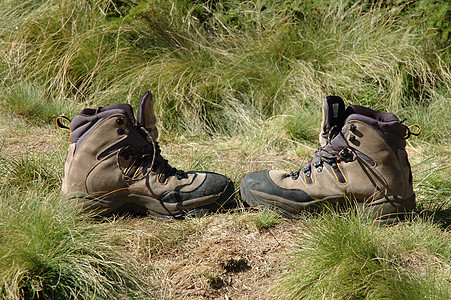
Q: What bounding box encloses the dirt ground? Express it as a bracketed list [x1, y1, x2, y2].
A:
[114, 213, 302, 300]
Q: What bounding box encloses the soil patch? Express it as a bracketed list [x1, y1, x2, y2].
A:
[115, 213, 301, 299]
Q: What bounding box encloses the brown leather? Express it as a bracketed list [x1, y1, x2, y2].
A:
[269, 117, 414, 202]
[63, 114, 206, 197]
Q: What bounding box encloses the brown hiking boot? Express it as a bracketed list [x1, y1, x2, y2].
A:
[59, 91, 234, 218]
[240, 96, 419, 223]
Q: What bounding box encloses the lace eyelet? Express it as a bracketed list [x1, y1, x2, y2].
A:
[175, 170, 185, 180]
[158, 173, 165, 183]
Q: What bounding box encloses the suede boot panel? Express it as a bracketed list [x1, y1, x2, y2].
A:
[61, 143, 76, 194]
[268, 169, 345, 198]
[396, 149, 414, 197]
[268, 162, 381, 201]
[66, 115, 128, 194]
[128, 171, 207, 198]
[344, 120, 413, 198]
[85, 152, 128, 195]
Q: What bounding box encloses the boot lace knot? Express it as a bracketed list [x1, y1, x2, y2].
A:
[117, 127, 187, 183]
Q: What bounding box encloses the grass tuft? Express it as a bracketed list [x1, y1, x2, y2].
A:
[0, 187, 150, 299]
[0, 153, 60, 189]
[0, 82, 77, 124]
[274, 209, 450, 299]
[253, 207, 282, 231]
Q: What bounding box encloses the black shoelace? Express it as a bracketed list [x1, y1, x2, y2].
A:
[117, 127, 186, 183]
[290, 127, 355, 180]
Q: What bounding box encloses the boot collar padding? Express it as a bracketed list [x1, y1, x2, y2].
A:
[344, 113, 407, 150]
[70, 104, 136, 146]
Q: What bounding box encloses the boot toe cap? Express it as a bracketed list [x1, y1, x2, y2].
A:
[160, 172, 235, 208]
[240, 170, 312, 212]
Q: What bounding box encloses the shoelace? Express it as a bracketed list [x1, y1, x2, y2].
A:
[117, 126, 186, 183]
[290, 120, 421, 181]
[290, 127, 355, 180]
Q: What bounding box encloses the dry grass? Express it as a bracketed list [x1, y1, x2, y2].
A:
[0, 111, 64, 155]
[106, 213, 299, 299]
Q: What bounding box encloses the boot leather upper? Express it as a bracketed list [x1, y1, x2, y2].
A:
[62, 97, 207, 200]
[267, 119, 413, 202]
[249, 99, 414, 206]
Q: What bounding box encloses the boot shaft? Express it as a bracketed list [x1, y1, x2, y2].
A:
[62, 92, 159, 195]
[322, 101, 413, 198]
[62, 105, 149, 194]
[283, 98, 414, 200]
[341, 115, 413, 198]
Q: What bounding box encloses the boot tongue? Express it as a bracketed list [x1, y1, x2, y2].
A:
[137, 91, 159, 140]
[319, 96, 346, 146]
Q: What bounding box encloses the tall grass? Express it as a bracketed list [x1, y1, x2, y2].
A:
[0, 188, 148, 299]
[274, 209, 450, 299]
[0, 0, 449, 145]
[0, 150, 150, 299]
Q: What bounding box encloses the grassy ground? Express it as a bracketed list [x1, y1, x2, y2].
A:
[0, 0, 450, 299]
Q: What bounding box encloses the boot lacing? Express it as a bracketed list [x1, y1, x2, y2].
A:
[290, 126, 356, 180]
[117, 126, 186, 183]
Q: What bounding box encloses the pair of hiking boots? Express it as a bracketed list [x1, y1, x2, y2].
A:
[58, 92, 418, 222]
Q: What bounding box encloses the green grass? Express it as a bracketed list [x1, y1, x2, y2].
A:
[0, 146, 150, 298]
[0, 153, 60, 188]
[0, 186, 150, 299]
[1, 0, 449, 143]
[253, 207, 282, 231]
[0, 0, 450, 298]
[274, 209, 450, 299]
[0, 82, 78, 124]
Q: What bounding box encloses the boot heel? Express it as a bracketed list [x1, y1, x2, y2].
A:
[359, 194, 416, 224]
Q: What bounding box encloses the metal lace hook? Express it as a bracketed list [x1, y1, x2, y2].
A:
[56, 115, 71, 132]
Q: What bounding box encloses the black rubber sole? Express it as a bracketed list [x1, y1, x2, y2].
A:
[239, 180, 298, 218]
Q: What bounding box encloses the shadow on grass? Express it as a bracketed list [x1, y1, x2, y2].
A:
[417, 207, 451, 229]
